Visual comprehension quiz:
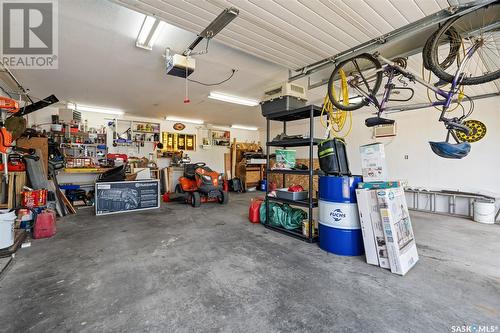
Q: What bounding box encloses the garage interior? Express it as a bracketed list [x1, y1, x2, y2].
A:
[0, 0, 499, 332]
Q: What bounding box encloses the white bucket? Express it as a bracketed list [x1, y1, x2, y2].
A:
[0, 210, 16, 249]
[473, 201, 496, 224]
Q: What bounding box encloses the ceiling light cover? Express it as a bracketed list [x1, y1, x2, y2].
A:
[208, 92, 259, 106]
[165, 116, 204, 124]
[136, 16, 165, 50]
[67, 103, 124, 115]
[231, 124, 258, 131]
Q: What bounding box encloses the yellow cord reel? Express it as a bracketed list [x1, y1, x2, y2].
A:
[456, 120, 487, 143]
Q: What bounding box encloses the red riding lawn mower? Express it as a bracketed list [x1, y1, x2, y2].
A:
[175, 162, 229, 207]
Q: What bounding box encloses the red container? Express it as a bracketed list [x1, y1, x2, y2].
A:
[249, 198, 264, 223]
[22, 189, 48, 208]
[33, 210, 56, 239]
[106, 153, 128, 162]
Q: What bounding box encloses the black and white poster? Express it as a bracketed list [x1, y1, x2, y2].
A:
[95, 179, 160, 216]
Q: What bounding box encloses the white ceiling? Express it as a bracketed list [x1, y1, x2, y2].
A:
[9, 0, 499, 129]
[11, 0, 289, 127]
[114, 0, 456, 70]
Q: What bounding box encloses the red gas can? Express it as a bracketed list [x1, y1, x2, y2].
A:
[249, 198, 264, 223]
[33, 210, 56, 239]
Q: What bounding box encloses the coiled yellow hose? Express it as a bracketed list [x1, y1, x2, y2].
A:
[321, 69, 352, 138]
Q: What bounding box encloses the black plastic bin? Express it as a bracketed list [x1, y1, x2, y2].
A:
[317, 138, 351, 176]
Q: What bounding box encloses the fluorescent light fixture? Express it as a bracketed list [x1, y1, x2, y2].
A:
[136, 15, 165, 50]
[231, 124, 258, 131]
[208, 92, 259, 106]
[67, 103, 124, 115]
[165, 116, 204, 124]
[199, 7, 239, 39]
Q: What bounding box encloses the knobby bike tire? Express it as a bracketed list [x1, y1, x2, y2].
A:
[426, 3, 500, 85]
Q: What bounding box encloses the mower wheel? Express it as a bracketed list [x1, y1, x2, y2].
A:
[174, 184, 184, 194]
[218, 191, 229, 205]
[190, 192, 201, 207]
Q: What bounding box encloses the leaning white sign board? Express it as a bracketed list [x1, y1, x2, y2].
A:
[376, 187, 419, 276]
[356, 189, 390, 269]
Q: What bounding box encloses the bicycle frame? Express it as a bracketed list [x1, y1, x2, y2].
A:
[348, 47, 479, 122]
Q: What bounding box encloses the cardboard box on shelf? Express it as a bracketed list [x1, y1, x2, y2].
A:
[377, 187, 419, 276]
[360, 143, 388, 182]
[356, 189, 390, 269]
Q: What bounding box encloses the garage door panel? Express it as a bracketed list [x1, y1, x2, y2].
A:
[318, 0, 385, 37]
[243, 0, 344, 53]
[113, 0, 457, 70]
[273, 0, 361, 48]
[212, 0, 335, 58]
[362, 0, 411, 28]
[138, 0, 310, 67]
[182, 0, 321, 63]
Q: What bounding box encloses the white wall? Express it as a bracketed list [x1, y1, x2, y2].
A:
[28, 108, 260, 173]
[263, 96, 500, 197]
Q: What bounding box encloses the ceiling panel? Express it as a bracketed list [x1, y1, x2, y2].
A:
[112, 0, 499, 101]
[112, 0, 453, 70]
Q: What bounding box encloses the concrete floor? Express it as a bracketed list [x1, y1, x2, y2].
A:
[0, 193, 499, 333]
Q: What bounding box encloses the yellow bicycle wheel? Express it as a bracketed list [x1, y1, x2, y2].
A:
[456, 120, 487, 143]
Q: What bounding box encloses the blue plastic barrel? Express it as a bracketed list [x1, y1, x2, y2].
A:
[319, 175, 362, 203]
[318, 175, 364, 256]
[318, 223, 364, 256]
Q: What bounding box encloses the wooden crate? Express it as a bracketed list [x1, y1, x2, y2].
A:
[0, 172, 27, 209]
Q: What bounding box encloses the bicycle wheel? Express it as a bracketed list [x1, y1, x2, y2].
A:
[423, 29, 462, 70]
[426, 3, 500, 85]
[327, 53, 383, 111]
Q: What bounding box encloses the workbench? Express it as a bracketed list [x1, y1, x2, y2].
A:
[57, 168, 110, 189]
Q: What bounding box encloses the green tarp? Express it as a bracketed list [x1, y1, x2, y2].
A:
[259, 200, 307, 230]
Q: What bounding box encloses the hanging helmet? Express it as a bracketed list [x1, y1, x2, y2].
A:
[429, 141, 471, 159]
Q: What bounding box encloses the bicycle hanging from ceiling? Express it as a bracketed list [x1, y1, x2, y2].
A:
[326, 2, 499, 159]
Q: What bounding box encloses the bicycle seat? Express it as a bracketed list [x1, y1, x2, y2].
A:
[365, 117, 395, 127]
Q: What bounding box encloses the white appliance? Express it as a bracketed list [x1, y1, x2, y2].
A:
[373, 123, 397, 138]
[165, 49, 196, 78]
[262, 82, 307, 102]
